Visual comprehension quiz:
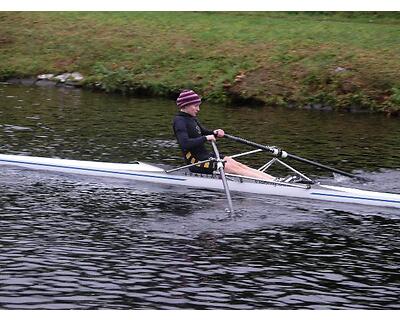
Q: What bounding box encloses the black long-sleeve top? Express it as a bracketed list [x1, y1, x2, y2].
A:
[172, 111, 214, 161]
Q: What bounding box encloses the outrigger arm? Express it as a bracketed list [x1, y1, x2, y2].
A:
[165, 158, 219, 173]
[225, 133, 369, 181]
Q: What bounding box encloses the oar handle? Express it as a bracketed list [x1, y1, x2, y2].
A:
[225, 133, 366, 181]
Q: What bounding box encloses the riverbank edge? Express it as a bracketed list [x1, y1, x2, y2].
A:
[3, 73, 400, 117]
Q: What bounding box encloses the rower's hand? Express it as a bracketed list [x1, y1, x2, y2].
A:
[213, 129, 225, 138]
[206, 134, 216, 141]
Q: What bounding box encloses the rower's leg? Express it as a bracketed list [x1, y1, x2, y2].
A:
[223, 157, 275, 181]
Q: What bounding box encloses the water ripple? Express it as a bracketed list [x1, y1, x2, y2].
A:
[1, 84, 400, 309]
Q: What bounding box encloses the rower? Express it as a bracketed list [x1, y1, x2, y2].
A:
[172, 89, 275, 181]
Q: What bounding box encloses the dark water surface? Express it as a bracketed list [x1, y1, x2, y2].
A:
[1, 83, 400, 309]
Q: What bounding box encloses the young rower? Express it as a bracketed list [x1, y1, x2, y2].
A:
[172, 89, 275, 181]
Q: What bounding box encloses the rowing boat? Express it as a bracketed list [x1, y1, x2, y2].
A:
[1, 153, 399, 209]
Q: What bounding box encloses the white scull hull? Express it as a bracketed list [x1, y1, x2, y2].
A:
[0, 154, 399, 209]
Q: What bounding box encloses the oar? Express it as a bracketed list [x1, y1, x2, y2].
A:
[225, 133, 368, 181]
[211, 140, 234, 213]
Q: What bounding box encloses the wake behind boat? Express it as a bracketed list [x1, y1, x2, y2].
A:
[1, 152, 399, 209]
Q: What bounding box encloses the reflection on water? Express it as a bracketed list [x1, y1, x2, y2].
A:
[1, 83, 400, 171]
[1, 84, 400, 309]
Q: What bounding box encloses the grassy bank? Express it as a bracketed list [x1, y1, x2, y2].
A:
[1, 12, 400, 115]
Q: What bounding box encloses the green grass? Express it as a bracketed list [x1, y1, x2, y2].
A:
[1, 12, 400, 114]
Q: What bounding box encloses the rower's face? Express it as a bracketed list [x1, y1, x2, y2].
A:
[186, 103, 201, 117]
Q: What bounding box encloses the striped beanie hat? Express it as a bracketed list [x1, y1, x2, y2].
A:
[176, 89, 202, 108]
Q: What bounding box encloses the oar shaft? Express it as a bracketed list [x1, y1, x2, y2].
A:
[286, 153, 359, 179]
[225, 134, 274, 153]
[211, 140, 234, 213]
[225, 133, 361, 180]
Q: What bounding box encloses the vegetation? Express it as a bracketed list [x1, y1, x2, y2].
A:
[1, 12, 400, 115]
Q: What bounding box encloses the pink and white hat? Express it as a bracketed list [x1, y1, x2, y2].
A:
[176, 89, 202, 108]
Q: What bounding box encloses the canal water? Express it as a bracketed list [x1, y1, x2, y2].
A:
[1, 83, 400, 309]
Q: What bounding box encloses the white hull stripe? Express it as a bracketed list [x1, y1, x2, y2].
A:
[2, 156, 400, 209]
[0, 158, 187, 182]
[311, 192, 400, 204]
